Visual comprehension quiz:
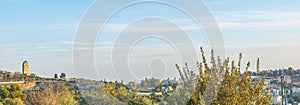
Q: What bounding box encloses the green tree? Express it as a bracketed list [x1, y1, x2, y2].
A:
[54, 74, 58, 79]
[1, 98, 24, 105]
[27, 84, 78, 105]
[169, 47, 271, 105]
[82, 85, 123, 105]
[0, 84, 26, 105]
[60, 73, 66, 79]
[103, 81, 153, 104]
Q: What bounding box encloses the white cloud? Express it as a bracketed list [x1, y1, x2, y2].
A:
[60, 40, 75, 45]
[55, 10, 300, 34]
[215, 11, 300, 30]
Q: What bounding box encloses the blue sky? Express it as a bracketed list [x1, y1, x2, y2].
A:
[1, 0, 300, 81]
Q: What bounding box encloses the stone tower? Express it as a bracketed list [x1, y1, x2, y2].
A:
[22, 61, 29, 76]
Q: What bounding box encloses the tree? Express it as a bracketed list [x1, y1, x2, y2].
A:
[81, 85, 123, 105]
[60, 73, 66, 79]
[1, 98, 24, 105]
[101, 81, 153, 104]
[128, 81, 137, 91]
[167, 47, 271, 105]
[27, 84, 78, 105]
[54, 74, 58, 79]
[0, 84, 26, 105]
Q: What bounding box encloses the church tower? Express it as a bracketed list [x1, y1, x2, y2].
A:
[22, 61, 29, 76]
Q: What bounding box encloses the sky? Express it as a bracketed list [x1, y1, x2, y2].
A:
[0, 0, 300, 82]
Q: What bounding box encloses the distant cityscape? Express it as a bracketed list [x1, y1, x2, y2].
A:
[0, 61, 300, 105]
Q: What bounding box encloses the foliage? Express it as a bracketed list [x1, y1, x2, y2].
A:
[0, 84, 26, 105]
[82, 85, 123, 105]
[105, 81, 153, 105]
[27, 84, 79, 105]
[139, 78, 161, 90]
[54, 74, 58, 79]
[170, 47, 271, 105]
[80, 82, 154, 105]
[1, 98, 24, 105]
[60, 73, 66, 79]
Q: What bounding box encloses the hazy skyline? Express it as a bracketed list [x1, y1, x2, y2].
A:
[1, 0, 300, 81]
